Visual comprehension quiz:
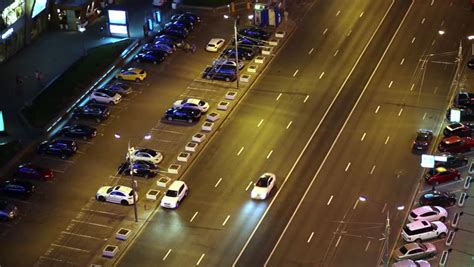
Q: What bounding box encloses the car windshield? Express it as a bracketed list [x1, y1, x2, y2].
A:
[256, 177, 269, 187]
[416, 135, 430, 142]
[101, 90, 115, 97]
[166, 190, 178, 197]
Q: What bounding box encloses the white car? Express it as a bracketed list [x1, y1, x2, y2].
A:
[401, 220, 447, 242]
[251, 173, 276, 200]
[213, 58, 245, 70]
[126, 147, 163, 165]
[408, 206, 448, 222]
[96, 185, 137, 205]
[161, 181, 188, 208]
[173, 98, 210, 113]
[90, 89, 122, 105]
[392, 259, 431, 267]
[206, 38, 225, 52]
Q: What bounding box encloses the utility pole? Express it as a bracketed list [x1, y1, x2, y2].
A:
[128, 141, 138, 222]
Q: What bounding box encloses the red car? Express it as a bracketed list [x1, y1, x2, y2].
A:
[425, 167, 460, 185]
[14, 163, 54, 181]
[438, 136, 474, 153]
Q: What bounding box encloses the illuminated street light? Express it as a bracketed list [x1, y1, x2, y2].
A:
[438, 30, 445, 35]
[248, 14, 254, 20]
[114, 133, 121, 139]
[144, 134, 152, 140]
[468, 35, 474, 40]
[224, 14, 240, 90]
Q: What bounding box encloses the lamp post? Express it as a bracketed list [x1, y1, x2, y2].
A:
[224, 14, 240, 90]
[358, 196, 405, 267]
[114, 133, 152, 222]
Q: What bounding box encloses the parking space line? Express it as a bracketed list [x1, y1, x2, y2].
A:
[307, 232, 314, 243]
[44, 157, 75, 164]
[71, 219, 113, 228]
[151, 129, 184, 134]
[422, 112, 427, 120]
[334, 235, 342, 247]
[51, 244, 90, 253]
[81, 208, 121, 216]
[215, 178, 222, 188]
[222, 215, 231, 226]
[237, 146, 244, 156]
[196, 253, 205, 266]
[187, 86, 218, 92]
[163, 249, 172, 261]
[76, 150, 85, 154]
[62, 231, 107, 241]
[365, 241, 371, 251]
[190, 212, 198, 222]
[245, 181, 253, 191]
[286, 121, 293, 129]
[39, 256, 76, 265]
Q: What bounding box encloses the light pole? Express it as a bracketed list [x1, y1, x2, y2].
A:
[224, 14, 240, 90]
[358, 196, 404, 267]
[114, 133, 151, 222]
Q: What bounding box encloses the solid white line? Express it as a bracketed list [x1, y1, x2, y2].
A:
[308, 48, 314, 55]
[266, 150, 273, 159]
[334, 50, 339, 56]
[411, 37, 416, 43]
[222, 215, 231, 226]
[190, 212, 198, 222]
[319, 72, 325, 79]
[258, 119, 264, 127]
[323, 28, 328, 35]
[276, 93, 282, 100]
[196, 254, 205, 266]
[51, 168, 65, 173]
[400, 58, 405, 65]
[389, 81, 393, 88]
[365, 241, 371, 251]
[61, 231, 105, 241]
[345, 162, 351, 172]
[215, 178, 222, 188]
[398, 108, 403, 116]
[71, 219, 112, 228]
[361, 132, 366, 141]
[370, 165, 376, 175]
[307, 232, 315, 243]
[421, 18, 425, 24]
[286, 121, 293, 129]
[360, 11, 364, 17]
[336, 10, 341, 16]
[304, 95, 309, 103]
[375, 105, 380, 113]
[410, 83, 415, 91]
[347, 30, 352, 37]
[293, 69, 299, 77]
[51, 244, 90, 253]
[237, 146, 244, 156]
[385, 136, 390, 144]
[423, 112, 427, 120]
[163, 249, 172, 261]
[327, 195, 334, 205]
[245, 181, 253, 191]
[335, 236, 342, 247]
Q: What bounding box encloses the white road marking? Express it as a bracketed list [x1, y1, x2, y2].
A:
[304, 95, 309, 103]
[308, 48, 314, 55]
[400, 58, 405, 65]
[335, 236, 342, 247]
[190, 211, 198, 222]
[71, 219, 112, 228]
[237, 146, 244, 156]
[215, 178, 222, 188]
[222, 215, 231, 226]
[307, 232, 315, 243]
[333, 50, 339, 56]
[360, 12, 364, 18]
[411, 37, 416, 43]
[431, 39, 436, 46]
[293, 69, 299, 77]
[196, 254, 205, 266]
[441, 20, 444, 26]
[81, 208, 120, 216]
[434, 87, 438, 95]
[276, 93, 282, 100]
[39, 256, 75, 265]
[51, 244, 90, 253]
[361, 132, 366, 141]
[398, 108, 403, 116]
[410, 83, 415, 91]
[327, 195, 334, 205]
[61, 231, 106, 241]
[421, 18, 425, 24]
[323, 28, 328, 35]
[347, 30, 352, 37]
[286, 121, 293, 129]
[163, 249, 172, 261]
[385, 136, 390, 145]
[388, 81, 393, 88]
[258, 119, 264, 127]
[336, 10, 341, 16]
[375, 105, 380, 114]
[245, 181, 253, 191]
[370, 165, 376, 175]
[345, 162, 351, 172]
[152, 129, 183, 135]
[266, 150, 273, 159]
[423, 112, 427, 120]
[365, 241, 371, 251]
[319, 72, 325, 79]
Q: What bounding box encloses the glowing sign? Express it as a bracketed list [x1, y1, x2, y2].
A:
[421, 154, 435, 168]
[32, 0, 48, 18]
[1, 0, 24, 27]
[108, 10, 127, 25]
[449, 108, 461, 123]
[0, 111, 4, 132]
[109, 24, 128, 35]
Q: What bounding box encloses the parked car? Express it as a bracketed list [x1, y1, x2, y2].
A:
[73, 104, 110, 123]
[96, 185, 137, 205]
[206, 38, 225, 52]
[213, 58, 245, 70]
[165, 20, 193, 31]
[14, 163, 53, 181]
[173, 98, 209, 113]
[143, 42, 174, 54]
[412, 129, 433, 154]
[222, 46, 257, 60]
[116, 68, 147, 82]
[401, 220, 447, 242]
[238, 27, 271, 40]
[159, 27, 188, 39]
[126, 147, 163, 165]
[234, 36, 265, 48]
[151, 40, 176, 51]
[443, 122, 473, 137]
[455, 92, 474, 106]
[89, 89, 122, 105]
[434, 153, 468, 168]
[392, 259, 430, 267]
[154, 35, 184, 48]
[393, 242, 437, 261]
[165, 107, 201, 123]
[104, 82, 132, 96]
[0, 200, 18, 221]
[0, 179, 36, 196]
[446, 106, 474, 122]
[171, 12, 200, 24]
[408, 206, 448, 222]
[135, 50, 166, 64]
[438, 136, 474, 153]
[58, 124, 97, 140]
[419, 190, 456, 207]
[424, 167, 460, 185]
[251, 173, 276, 200]
[202, 66, 236, 82]
[37, 139, 77, 159]
[118, 161, 158, 178]
[160, 181, 188, 208]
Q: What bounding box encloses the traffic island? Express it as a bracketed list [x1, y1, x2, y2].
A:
[255, 56, 265, 64]
[185, 142, 198, 152]
[247, 65, 257, 73]
[217, 101, 230, 111]
[177, 152, 191, 162]
[240, 74, 251, 83]
[225, 91, 237, 100]
[192, 133, 206, 143]
[102, 245, 119, 258]
[168, 164, 181, 174]
[156, 176, 171, 187]
[116, 228, 131, 241]
[206, 112, 220, 122]
[202, 122, 214, 132]
[145, 189, 160, 201]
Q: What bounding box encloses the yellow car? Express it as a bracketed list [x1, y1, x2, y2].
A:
[116, 68, 147, 82]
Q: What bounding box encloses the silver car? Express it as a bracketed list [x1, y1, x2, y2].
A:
[394, 242, 436, 261]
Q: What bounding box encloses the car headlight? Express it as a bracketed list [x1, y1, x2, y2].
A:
[9, 211, 15, 218]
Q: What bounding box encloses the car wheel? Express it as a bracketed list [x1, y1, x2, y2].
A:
[135, 78, 140, 83]
[455, 175, 460, 180]
[440, 216, 446, 222]
[167, 116, 173, 121]
[121, 200, 129, 206]
[187, 118, 193, 123]
[225, 77, 230, 82]
[439, 233, 447, 239]
[97, 196, 106, 202]
[60, 154, 67, 160]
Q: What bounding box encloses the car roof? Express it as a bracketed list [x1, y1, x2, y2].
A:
[412, 205, 435, 215]
[447, 123, 464, 131]
[406, 220, 431, 230]
[114, 185, 132, 193]
[442, 136, 462, 144]
[169, 180, 185, 190]
[209, 38, 224, 45]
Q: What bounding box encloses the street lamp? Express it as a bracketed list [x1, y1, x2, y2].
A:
[114, 133, 152, 222]
[224, 14, 240, 90]
[358, 195, 404, 267]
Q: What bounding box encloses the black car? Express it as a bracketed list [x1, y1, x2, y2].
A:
[202, 66, 237, 82]
[135, 51, 166, 64]
[38, 139, 78, 159]
[165, 20, 193, 31]
[171, 12, 200, 24]
[222, 47, 256, 60]
[143, 42, 174, 55]
[435, 153, 469, 168]
[165, 107, 201, 123]
[73, 104, 110, 123]
[238, 27, 271, 40]
[118, 161, 158, 178]
[0, 199, 18, 221]
[443, 122, 472, 137]
[154, 35, 184, 48]
[104, 83, 132, 96]
[14, 163, 54, 181]
[235, 36, 265, 48]
[455, 92, 474, 106]
[419, 190, 457, 207]
[58, 124, 97, 140]
[412, 129, 433, 154]
[0, 179, 35, 197]
[159, 28, 188, 39]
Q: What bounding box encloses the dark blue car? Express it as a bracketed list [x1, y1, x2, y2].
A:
[238, 27, 271, 40]
[73, 104, 110, 122]
[222, 47, 256, 61]
[0, 179, 36, 197]
[135, 51, 166, 64]
[118, 161, 158, 178]
[165, 107, 201, 123]
[38, 139, 78, 159]
[154, 35, 184, 48]
[58, 124, 97, 140]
